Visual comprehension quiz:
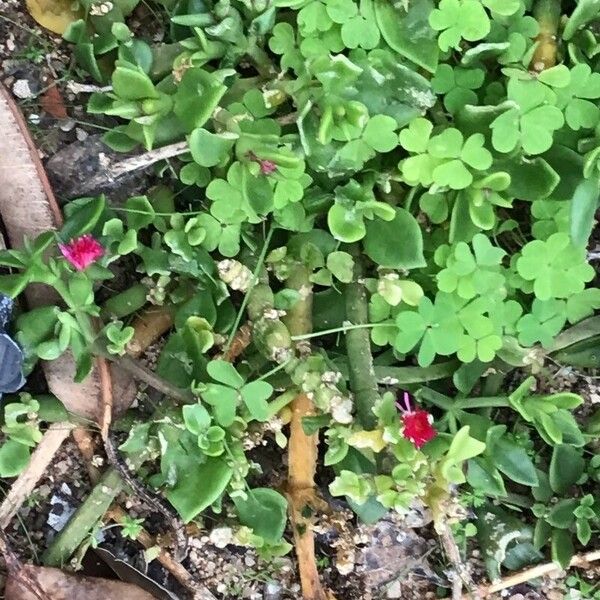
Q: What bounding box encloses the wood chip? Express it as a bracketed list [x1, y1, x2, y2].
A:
[5, 565, 156, 600]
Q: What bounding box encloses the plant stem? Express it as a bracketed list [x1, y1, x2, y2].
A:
[42, 467, 124, 566]
[282, 265, 327, 600]
[283, 264, 313, 338]
[452, 397, 511, 409]
[223, 225, 274, 355]
[290, 322, 389, 340]
[344, 247, 379, 429]
[267, 389, 296, 418]
[256, 360, 291, 382]
[530, 0, 562, 71]
[113, 355, 194, 404]
[372, 361, 459, 384]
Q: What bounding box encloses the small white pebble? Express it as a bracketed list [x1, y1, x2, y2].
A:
[13, 79, 34, 99]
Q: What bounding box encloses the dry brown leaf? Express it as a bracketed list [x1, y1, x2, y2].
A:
[0, 83, 137, 423]
[40, 85, 68, 119]
[5, 565, 156, 600]
[25, 0, 83, 35]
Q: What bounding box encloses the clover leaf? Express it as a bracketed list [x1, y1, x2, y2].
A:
[394, 294, 464, 367]
[457, 308, 502, 363]
[327, 180, 395, 242]
[490, 78, 564, 155]
[515, 233, 595, 300]
[485, 5, 538, 65]
[298, 1, 333, 34]
[419, 191, 449, 224]
[482, 0, 520, 16]
[345, 0, 380, 49]
[362, 115, 398, 153]
[200, 360, 273, 426]
[566, 288, 600, 324]
[436, 233, 506, 299]
[555, 64, 600, 130]
[269, 23, 304, 72]
[516, 299, 566, 347]
[400, 121, 492, 190]
[431, 64, 485, 114]
[531, 200, 570, 240]
[461, 172, 513, 230]
[429, 0, 491, 52]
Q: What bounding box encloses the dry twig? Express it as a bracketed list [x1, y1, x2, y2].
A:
[438, 521, 480, 600]
[466, 550, 600, 599]
[0, 423, 74, 529]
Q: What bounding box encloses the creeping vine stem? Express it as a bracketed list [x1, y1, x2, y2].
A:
[344, 245, 379, 429]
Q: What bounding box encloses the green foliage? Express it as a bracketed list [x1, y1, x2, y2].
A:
[515, 233, 594, 301]
[429, 0, 491, 51]
[7, 0, 598, 569]
[0, 395, 44, 477]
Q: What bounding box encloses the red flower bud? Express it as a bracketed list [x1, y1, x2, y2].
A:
[401, 410, 437, 449]
[59, 234, 104, 271]
[397, 391, 437, 449]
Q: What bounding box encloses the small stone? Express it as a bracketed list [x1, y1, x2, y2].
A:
[386, 580, 401, 599]
[244, 556, 256, 567]
[13, 79, 34, 99]
[59, 118, 76, 132]
[209, 526, 234, 549]
[75, 128, 88, 142]
[264, 581, 282, 600]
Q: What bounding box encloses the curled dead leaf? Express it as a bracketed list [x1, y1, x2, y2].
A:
[25, 0, 83, 35]
[5, 565, 156, 600]
[40, 85, 68, 119]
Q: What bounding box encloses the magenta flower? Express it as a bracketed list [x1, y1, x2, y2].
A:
[397, 391, 437, 449]
[59, 234, 104, 271]
[257, 158, 277, 175]
[247, 151, 277, 175]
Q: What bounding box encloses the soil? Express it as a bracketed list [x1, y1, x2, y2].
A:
[0, 4, 598, 600]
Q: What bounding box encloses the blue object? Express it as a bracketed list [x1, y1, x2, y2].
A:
[0, 294, 13, 331]
[0, 294, 25, 395]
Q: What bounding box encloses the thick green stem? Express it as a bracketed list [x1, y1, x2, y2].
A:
[344, 247, 378, 429]
[42, 467, 124, 567]
[42, 444, 152, 567]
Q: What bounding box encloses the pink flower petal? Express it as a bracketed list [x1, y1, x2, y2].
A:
[402, 410, 437, 449]
[59, 234, 104, 271]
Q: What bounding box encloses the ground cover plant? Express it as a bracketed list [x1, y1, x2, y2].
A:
[2, 0, 600, 598]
